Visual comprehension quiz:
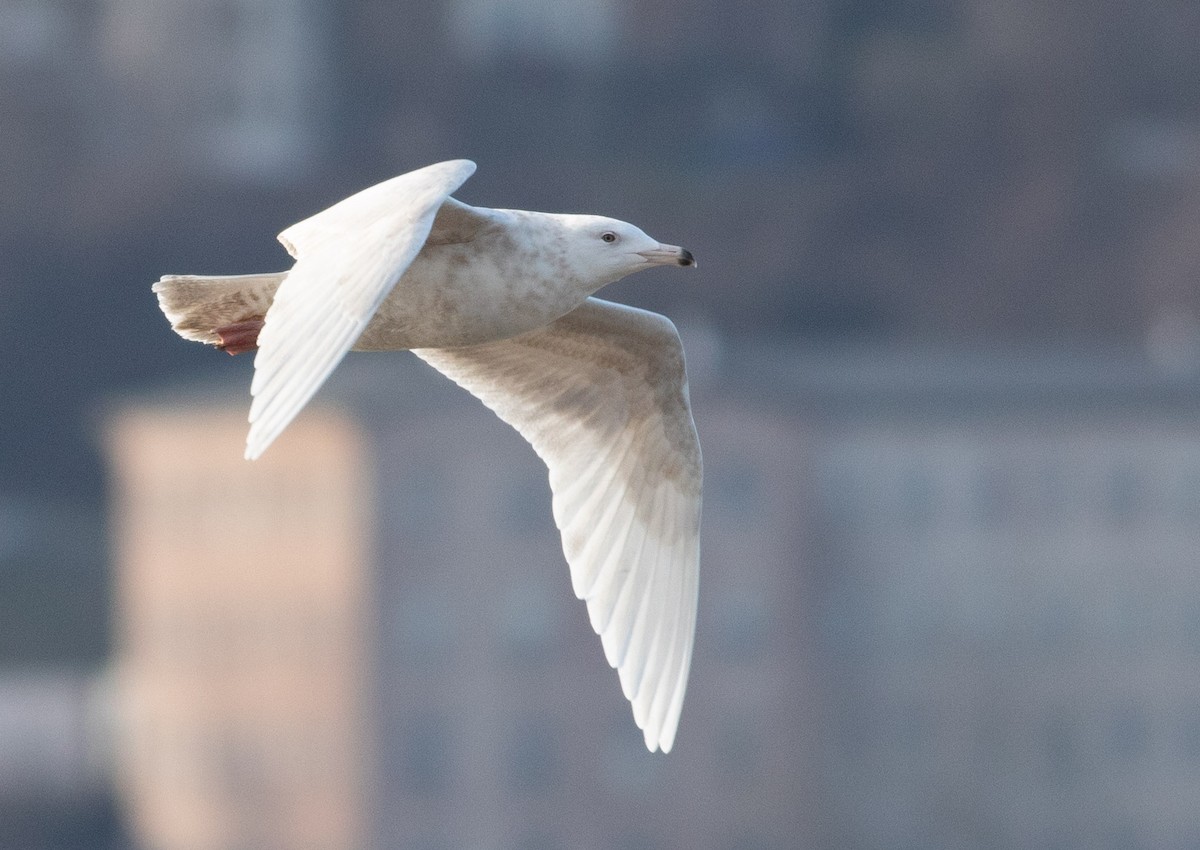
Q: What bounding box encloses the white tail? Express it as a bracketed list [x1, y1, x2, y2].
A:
[152, 272, 286, 345]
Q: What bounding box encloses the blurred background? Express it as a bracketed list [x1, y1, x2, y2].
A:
[5, 0, 1200, 848]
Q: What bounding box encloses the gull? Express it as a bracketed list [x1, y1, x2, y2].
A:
[153, 159, 701, 752]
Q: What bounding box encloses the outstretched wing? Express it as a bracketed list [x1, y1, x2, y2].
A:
[414, 298, 702, 752]
[245, 159, 477, 459]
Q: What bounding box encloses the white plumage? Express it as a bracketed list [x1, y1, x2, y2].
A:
[153, 160, 701, 752]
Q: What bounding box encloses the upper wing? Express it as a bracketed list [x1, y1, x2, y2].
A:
[414, 298, 703, 752]
[245, 159, 477, 460]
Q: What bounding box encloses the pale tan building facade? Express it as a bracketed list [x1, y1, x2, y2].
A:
[106, 406, 375, 850]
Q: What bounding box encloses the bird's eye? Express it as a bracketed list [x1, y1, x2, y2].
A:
[601, 231, 618, 243]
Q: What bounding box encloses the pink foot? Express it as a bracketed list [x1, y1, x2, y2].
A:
[215, 318, 264, 356]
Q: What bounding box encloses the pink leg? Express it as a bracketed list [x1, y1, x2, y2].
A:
[215, 318, 265, 356]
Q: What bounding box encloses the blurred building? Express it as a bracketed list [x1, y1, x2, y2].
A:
[98, 0, 329, 179]
[0, 671, 124, 850]
[103, 341, 1200, 850]
[758, 348, 1200, 849]
[0, 672, 106, 802]
[105, 405, 373, 850]
[103, 356, 813, 850]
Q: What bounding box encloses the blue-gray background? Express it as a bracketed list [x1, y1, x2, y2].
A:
[5, 0, 1200, 847]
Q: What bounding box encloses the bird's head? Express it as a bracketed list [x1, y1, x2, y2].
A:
[557, 215, 695, 289]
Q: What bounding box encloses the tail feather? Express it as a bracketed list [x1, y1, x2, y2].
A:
[153, 272, 285, 345]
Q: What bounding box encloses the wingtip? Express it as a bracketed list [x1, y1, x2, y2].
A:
[642, 724, 675, 754]
[441, 158, 478, 185]
[244, 428, 268, 461]
[426, 158, 476, 182]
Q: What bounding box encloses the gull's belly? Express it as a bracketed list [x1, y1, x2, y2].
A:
[354, 242, 582, 350]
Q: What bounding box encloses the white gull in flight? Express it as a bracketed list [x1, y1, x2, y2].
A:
[153, 159, 701, 752]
